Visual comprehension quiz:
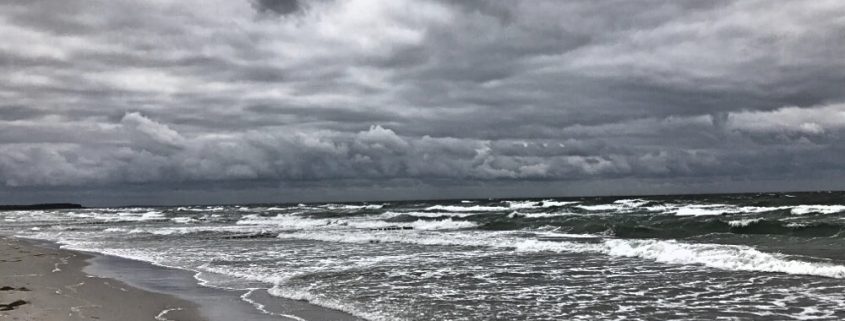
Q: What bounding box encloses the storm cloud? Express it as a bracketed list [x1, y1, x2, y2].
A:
[1, 0, 845, 205]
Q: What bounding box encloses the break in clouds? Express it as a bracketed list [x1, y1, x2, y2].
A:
[2, 0, 845, 202]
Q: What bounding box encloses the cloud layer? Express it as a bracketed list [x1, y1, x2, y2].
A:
[2, 0, 845, 203]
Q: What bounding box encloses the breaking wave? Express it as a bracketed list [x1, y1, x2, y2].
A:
[272, 229, 845, 279]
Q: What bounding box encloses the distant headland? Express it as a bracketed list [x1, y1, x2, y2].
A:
[0, 203, 83, 211]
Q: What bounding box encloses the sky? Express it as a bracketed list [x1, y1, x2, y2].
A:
[2, 0, 845, 206]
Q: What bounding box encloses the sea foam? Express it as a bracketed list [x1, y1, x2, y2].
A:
[602, 239, 845, 279]
[274, 230, 845, 279]
[791, 205, 845, 215]
[425, 205, 511, 212]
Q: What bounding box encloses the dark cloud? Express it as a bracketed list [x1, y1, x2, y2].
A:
[0, 105, 42, 121]
[252, 0, 301, 15]
[1, 0, 845, 204]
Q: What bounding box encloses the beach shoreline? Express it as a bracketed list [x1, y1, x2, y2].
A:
[0, 236, 361, 321]
[0, 236, 205, 321]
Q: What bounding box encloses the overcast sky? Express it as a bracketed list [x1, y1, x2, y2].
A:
[2, 0, 845, 206]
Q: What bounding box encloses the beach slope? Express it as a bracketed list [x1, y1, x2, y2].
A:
[0, 237, 205, 321]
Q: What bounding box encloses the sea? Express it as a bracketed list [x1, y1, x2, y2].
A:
[3, 192, 845, 321]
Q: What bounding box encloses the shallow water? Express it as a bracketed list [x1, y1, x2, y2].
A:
[4, 192, 845, 320]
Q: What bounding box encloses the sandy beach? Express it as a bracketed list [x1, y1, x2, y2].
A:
[0, 237, 205, 321]
[0, 236, 363, 321]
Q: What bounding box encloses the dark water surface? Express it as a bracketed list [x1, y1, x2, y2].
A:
[3, 192, 845, 320]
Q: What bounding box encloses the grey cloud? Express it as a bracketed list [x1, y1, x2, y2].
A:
[252, 0, 301, 15]
[3, 108, 840, 189]
[1, 0, 845, 203]
[0, 105, 41, 121]
[122, 112, 187, 153]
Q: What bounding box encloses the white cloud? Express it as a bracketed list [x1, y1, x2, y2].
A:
[727, 103, 845, 136]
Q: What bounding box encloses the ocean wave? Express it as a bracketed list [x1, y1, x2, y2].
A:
[727, 220, 844, 237]
[275, 230, 527, 250]
[321, 204, 385, 210]
[575, 199, 650, 212]
[671, 205, 786, 216]
[239, 290, 309, 321]
[613, 199, 651, 207]
[504, 200, 578, 209]
[175, 206, 228, 212]
[406, 219, 477, 230]
[52, 241, 187, 271]
[236, 214, 330, 229]
[171, 217, 198, 224]
[727, 218, 764, 227]
[176, 206, 226, 212]
[672, 204, 732, 216]
[425, 205, 511, 212]
[345, 218, 477, 231]
[237, 214, 476, 231]
[791, 205, 845, 215]
[266, 206, 294, 211]
[268, 286, 397, 321]
[602, 239, 845, 279]
[532, 231, 605, 239]
[666, 204, 845, 217]
[507, 211, 577, 218]
[65, 210, 169, 222]
[275, 230, 845, 279]
[380, 211, 476, 219]
[575, 204, 620, 211]
[101, 225, 279, 237]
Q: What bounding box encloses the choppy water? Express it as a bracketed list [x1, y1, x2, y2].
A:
[4, 192, 845, 320]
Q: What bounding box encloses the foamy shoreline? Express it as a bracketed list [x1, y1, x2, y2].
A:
[0, 236, 360, 321]
[0, 236, 204, 321]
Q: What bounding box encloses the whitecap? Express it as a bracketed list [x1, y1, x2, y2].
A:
[791, 205, 845, 215]
[575, 204, 619, 211]
[727, 218, 763, 227]
[425, 205, 510, 212]
[505, 200, 578, 209]
[275, 230, 845, 279]
[602, 239, 845, 279]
